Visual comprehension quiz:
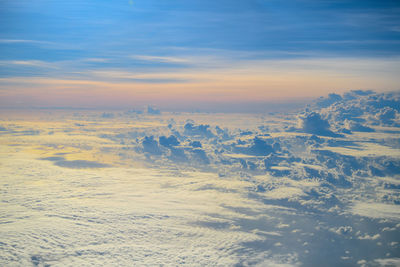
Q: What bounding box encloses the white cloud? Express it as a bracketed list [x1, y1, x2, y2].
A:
[1, 90, 400, 266]
[351, 202, 400, 220]
[374, 258, 400, 266]
[358, 233, 380, 240]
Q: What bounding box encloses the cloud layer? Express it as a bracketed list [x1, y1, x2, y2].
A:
[0, 90, 399, 266]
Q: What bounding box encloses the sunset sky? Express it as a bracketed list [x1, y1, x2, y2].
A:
[0, 0, 399, 110]
[1, 2, 400, 265]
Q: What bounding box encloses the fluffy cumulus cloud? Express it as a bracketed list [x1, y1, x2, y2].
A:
[374, 107, 398, 126]
[184, 122, 214, 138]
[298, 112, 342, 137]
[343, 120, 374, 132]
[313, 90, 400, 129]
[159, 135, 180, 147]
[315, 93, 343, 108]
[147, 106, 161, 115]
[232, 136, 275, 156]
[191, 148, 210, 164]
[141, 135, 162, 155]
[101, 112, 115, 118]
[130, 91, 400, 195]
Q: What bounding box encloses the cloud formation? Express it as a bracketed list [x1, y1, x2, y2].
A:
[1, 90, 400, 266]
[298, 112, 342, 137]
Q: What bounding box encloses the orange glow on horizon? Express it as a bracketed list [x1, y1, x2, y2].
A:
[1, 57, 399, 109]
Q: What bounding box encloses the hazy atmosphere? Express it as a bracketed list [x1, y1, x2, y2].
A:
[1, 1, 400, 266]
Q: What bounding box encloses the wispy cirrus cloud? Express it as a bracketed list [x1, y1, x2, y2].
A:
[0, 39, 83, 51]
[0, 39, 54, 45]
[130, 55, 190, 64]
[0, 60, 59, 69]
[81, 58, 109, 63]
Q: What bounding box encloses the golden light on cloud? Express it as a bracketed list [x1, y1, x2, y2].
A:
[2, 1, 400, 265]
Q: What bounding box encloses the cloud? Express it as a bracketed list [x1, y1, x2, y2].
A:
[375, 107, 399, 126]
[344, 120, 374, 132]
[131, 55, 189, 64]
[159, 135, 180, 148]
[2, 55, 400, 110]
[141, 136, 162, 155]
[40, 156, 65, 161]
[0, 60, 59, 69]
[191, 148, 210, 165]
[147, 106, 161, 115]
[101, 112, 115, 118]
[0, 39, 54, 45]
[308, 90, 400, 131]
[189, 140, 202, 148]
[358, 233, 380, 240]
[168, 147, 188, 162]
[298, 112, 342, 137]
[2, 89, 400, 266]
[184, 123, 214, 138]
[315, 93, 342, 108]
[330, 226, 352, 235]
[41, 156, 110, 168]
[82, 58, 109, 63]
[351, 202, 400, 220]
[233, 136, 275, 156]
[54, 160, 110, 169]
[374, 258, 400, 266]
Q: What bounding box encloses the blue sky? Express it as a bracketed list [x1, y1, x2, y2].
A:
[0, 0, 400, 109]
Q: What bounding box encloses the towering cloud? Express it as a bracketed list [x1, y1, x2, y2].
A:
[298, 112, 341, 137]
[142, 136, 162, 155]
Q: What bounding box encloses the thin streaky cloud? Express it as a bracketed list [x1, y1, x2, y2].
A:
[81, 58, 109, 63]
[0, 39, 53, 44]
[2, 56, 400, 85]
[131, 55, 190, 64]
[0, 60, 59, 69]
[391, 26, 400, 32]
[0, 39, 82, 50]
[290, 40, 400, 44]
[1, 55, 399, 105]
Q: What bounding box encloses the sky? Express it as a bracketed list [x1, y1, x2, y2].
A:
[0, 0, 400, 111]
